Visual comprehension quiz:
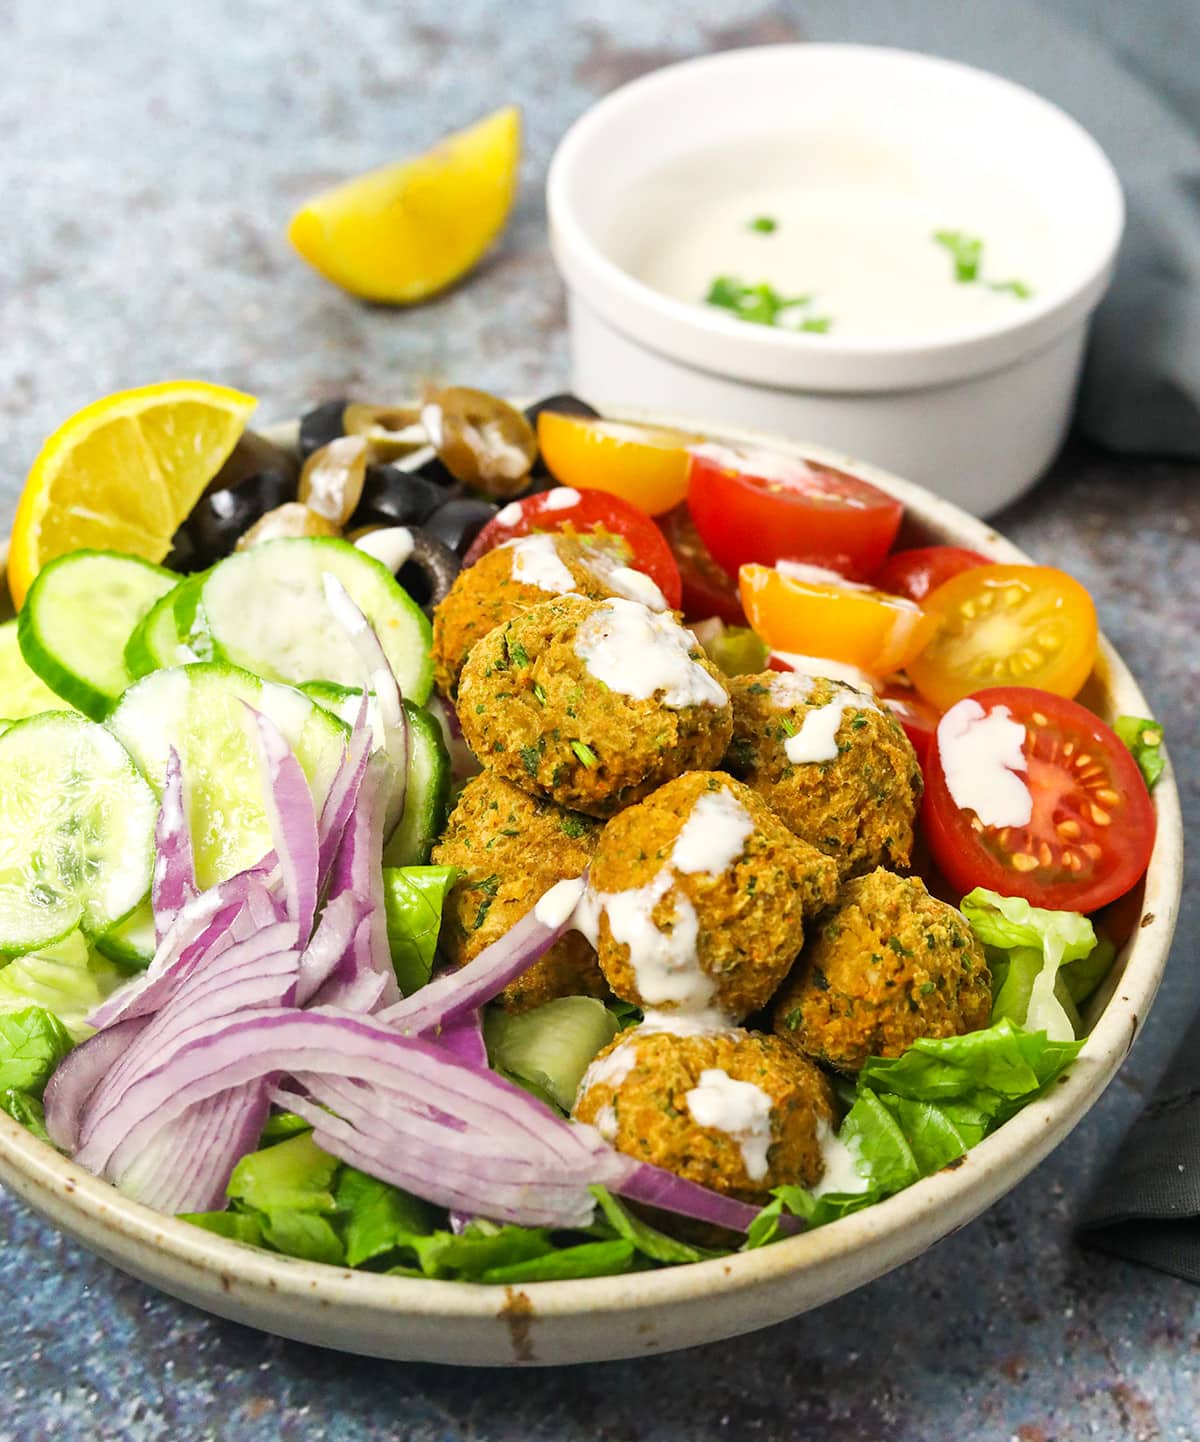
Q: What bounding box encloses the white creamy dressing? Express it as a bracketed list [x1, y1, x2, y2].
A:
[571, 783, 750, 1011]
[671, 789, 754, 874]
[577, 1037, 639, 1096]
[785, 688, 880, 765]
[594, 1103, 619, 1141]
[936, 697, 1032, 828]
[495, 500, 523, 527]
[812, 1120, 870, 1198]
[534, 876, 587, 929]
[353, 526, 414, 573]
[579, 549, 668, 611]
[684, 1068, 774, 1181]
[638, 1008, 737, 1038]
[774, 559, 873, 589]
[574, 598, 727, 709]
[505, 534, 577, 594]
[769, 653, 879, 693]
[420, 403, 528, 480]
[542, 487, 582, 511]
[610, 135, 1055, 341]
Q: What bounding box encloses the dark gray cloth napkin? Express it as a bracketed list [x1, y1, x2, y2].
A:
[797, 0, 1200, 456]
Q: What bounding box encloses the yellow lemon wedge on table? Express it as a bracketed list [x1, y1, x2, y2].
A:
[288, 105, 521, 304]
[8, 380, 256, 608]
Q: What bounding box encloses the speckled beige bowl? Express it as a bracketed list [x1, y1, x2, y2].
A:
[0, 415, 1182, 1366]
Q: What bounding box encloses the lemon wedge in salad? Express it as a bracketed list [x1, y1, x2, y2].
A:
[287, 105, 521, 304]
[8, 381, 256, 608]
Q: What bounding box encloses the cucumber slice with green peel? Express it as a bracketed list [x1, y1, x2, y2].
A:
[92, 895, 157, 971]
[0, 712, 158, 953]
[0, 619, 69, 720]
[107, 662, 349, 890]
[124, 572, 206, 678]
[300, 682, 450, 865]
[18, 550, 178, 720]
[196, 538, 434, 704]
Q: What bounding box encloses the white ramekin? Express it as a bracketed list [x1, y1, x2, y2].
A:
[547, 44, 1125, 516]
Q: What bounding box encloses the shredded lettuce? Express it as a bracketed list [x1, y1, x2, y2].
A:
[1114, 715, 1165, 789]
[960, 887, 1101, 1040]
[382, 865, 460, 995]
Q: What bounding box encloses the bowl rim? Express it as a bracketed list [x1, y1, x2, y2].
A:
[0, 412, 1182, 1339]
[546, 43, 1126, 393]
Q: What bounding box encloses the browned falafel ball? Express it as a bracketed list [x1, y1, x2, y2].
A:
[430, 530, 667, 699]
[774, 868, 992, 1072]
[573, 1024, 835, 1202]
[584, 772, 839, 1021]
[457, 594, 732, 817]
[723, 671, 922, 880]
[431, 770, 605, 1011]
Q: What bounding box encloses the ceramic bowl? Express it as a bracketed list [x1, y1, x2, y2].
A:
[547, 45, 1124, 517]
[0, 415, 1181, 1365]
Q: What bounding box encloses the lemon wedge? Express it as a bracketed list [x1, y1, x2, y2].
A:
[287, 106, 521, 304]
[8, 381, 256, 608]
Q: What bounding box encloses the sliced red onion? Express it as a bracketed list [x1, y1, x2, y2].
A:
[321, 573, 409, 833]
[44, 1016, 150, 1152]
[616, 1163, 774, 1237]
[436, 1011, 487, 1070]
[247, 706, 319, 940]
[378, 877, 584, 1036]
[295, 889, 372, 1006]
[321, 751, 398, 1009]
[316, 699, 373, 886]
[152, 747, 196, 943]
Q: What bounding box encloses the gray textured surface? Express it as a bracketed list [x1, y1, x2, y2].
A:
[1, 1, 1198, 1437]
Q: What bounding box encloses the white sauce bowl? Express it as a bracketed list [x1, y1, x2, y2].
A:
[547, 44, 1125, 516]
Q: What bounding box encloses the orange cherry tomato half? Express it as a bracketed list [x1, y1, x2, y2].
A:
[688, 442, 903, 580]
[907, 564, 1098, 712]
[739, 563, 938, 674]
[535, 413, 697, 517]
[871, 545, 992, 604]
[923, 686, 1155, 912]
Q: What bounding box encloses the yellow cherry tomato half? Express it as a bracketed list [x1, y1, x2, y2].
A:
[907, 563, 1098, 711]
[535, 413, 698, 516]
[739, 563, 939, 674]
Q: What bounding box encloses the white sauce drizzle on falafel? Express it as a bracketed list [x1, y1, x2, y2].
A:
[684, 1068, 774, 1181]
[573, 598, 728, 710]
[783, 687, 882, 766]
[672, 788, 754, 875]
[812, 1120, 870, 1198]
[506, 534, 577, 594]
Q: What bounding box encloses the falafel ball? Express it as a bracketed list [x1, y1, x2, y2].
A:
[724, 671, 922, 880]
[774, 868, 991, 1072]
[431, 770, 605, 1011]
[585, 772, 839, 1020]
[431, 531, 666, 699]
[573, 1024, 835, 1202]
[458, 594, 732, 817]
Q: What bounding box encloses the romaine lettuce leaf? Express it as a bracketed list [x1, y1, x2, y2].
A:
[1114, 715, 1165, 789]
[0, 931, 122, 1041]
[0, 1006, 73, 1093]
[382, 865, 460, 995]
[961, 887, 1100, 1039]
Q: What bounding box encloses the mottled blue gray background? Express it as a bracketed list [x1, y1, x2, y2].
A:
[2, 2, 1198, 1438]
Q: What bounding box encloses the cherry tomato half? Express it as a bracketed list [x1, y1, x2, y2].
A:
[907, 564, 1098, 713]
[923, 686, 1155, 912]
[657, 502, 745, 624]
[462, 486, 682, 611]
[536, 414, 697, 517]
[872, 546, 992, 604]
[687, 442, 903, 580]
[739, 562, 938, 674]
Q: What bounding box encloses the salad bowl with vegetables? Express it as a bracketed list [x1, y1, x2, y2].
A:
[0, 386, 1181, 1365]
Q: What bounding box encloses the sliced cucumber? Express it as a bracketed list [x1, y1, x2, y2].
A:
[124, 572, 206, 678]
[0, 619, 68, 721]
[107, 662, 349, 890]
[19, 550, 178, 720]
[195, 538, 434, 703]
[92, 895, 157, 971]
[0, 712, 158, 953]
[300, 682, 450, 865]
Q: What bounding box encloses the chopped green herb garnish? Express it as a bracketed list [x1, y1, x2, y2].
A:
[704, 275, 830, 332]
[508, 641, 530, 668]
[570, 739, 599, 769]
[559, 814, 590, 839]
[748, 215, 778, 233]
[798, 315, 833, 333]
[990, 278, 1033, 299]
[933, 230, 983, 283]
[532, 682, 547, 706]
[519, 745, 540, 778]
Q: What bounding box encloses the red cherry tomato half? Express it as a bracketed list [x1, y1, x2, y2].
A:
[656, 502, 745, 624]
[878, 683, 941, 770]
[686, 442, 904, 580]
[922, 686, 1155, 912]
[463, 486, 682, 611]
[872, 546, 993, 604]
